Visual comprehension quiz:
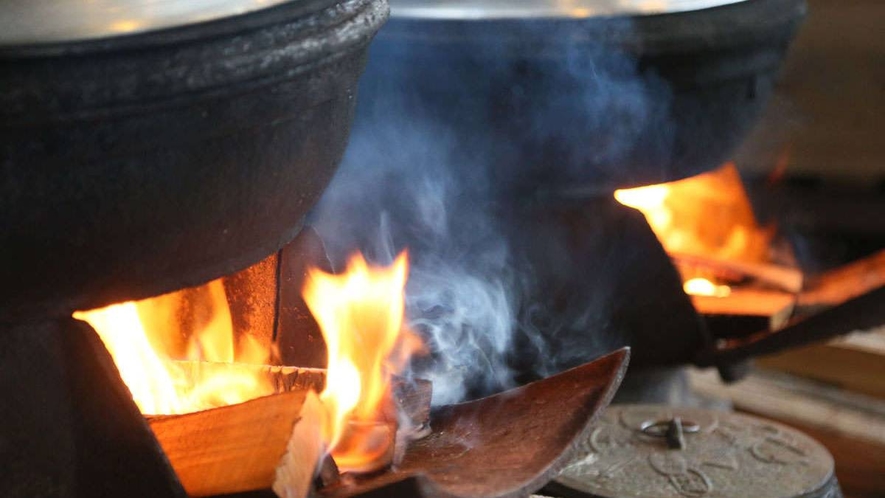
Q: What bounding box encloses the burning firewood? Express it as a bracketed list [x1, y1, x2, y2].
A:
[163, 360, 326, 396]
[798, 248, 885, 309]
[147, 389, 312, 497]
[672, 251, 803, 293]
[691, 288, 795, 326]
[164, 360, 431, 428]
[273, 391, 326, 498]
[146, 365, 432, 497]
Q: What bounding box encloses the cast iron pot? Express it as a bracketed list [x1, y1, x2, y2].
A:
[0, 0, 389, 320]
[348, 0, 806, 197]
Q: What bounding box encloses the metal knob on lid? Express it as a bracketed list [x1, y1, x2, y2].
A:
[551, 404, 841, 498]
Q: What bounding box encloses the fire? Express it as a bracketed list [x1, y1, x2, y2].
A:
[76, 250, 420, 471]
[683, 277, 731, 298]
[74, 279, 272, 415]
[614, 163, 770, 264]
[302, 252, 422, 472]
[615, 163, 772, 297]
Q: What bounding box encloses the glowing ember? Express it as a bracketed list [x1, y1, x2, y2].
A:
[683, 277, 732, 298]
[302, 252, 422, 473]
[614, 163, 771, 264]
[74, 279, 272, 415]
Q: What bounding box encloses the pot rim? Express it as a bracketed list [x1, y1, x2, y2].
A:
[0, 0, 344, 56]
[391, 0, 750, 20]
[371, 0, 806, 55]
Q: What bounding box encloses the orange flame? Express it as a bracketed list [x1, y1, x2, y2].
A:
[74, 279, 272, 415]
[683, 277, 732, 298]
[614, 163, 770, 264]
[302, 252, 422, 472]
[615, 163, 772, 297]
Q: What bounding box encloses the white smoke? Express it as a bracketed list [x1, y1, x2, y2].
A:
[311, 16, 672, 405]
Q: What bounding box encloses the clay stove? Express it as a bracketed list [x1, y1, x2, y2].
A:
[2, 0, 882, 497]
[0, 0, 627, 496]
[0, 0, 393, 495]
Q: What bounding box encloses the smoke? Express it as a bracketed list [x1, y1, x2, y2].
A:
[311, 14, 673, 405]
[311, 112, 522, 405]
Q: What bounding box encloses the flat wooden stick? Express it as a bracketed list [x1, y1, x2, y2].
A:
[148, 389, 310, 497]
[164, 360, 326, 395]
[163, 362, 430, 427]
[691, 288, 795, 320]
[147, 364, 431, 497]
[274, 391, 326, 498]
[672, 252, 803, 293]
[799, 249, 885, 308]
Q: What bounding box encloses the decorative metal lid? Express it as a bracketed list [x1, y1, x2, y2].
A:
[554, 405, 839, 498]
[391, 0, 750, 20]
[0, 0, 307, 46]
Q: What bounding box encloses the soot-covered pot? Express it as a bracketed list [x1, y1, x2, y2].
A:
[350, 0, 806, 197]
[0, 0, 388, 320]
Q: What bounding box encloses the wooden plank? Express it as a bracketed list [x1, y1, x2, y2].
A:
[757, 330, 885, 400]
[691, 288, 795, 321]
[673, 252, 803, 293]
[690, 368, 885, 497]
[273, 391, 326, 498]
[148, 390, 310, 497]
[799, 249, 885, 309]
[147, 363, 432, 496]
[164, 361, 431, 427]
[165, 360, 326, 396]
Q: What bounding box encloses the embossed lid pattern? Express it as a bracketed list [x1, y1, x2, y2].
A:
[554, 405, 837, 498]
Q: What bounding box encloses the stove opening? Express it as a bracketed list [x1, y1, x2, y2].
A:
[75, 279, 273, 415]
[71, 249, 426, 494]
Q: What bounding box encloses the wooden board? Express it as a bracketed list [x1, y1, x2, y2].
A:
[165, 360, 326, 395]
[146, 364, 432, 497]
[273, 391, 326, 498]
[148, 390, 309, 497]
[673, 252, 803, 293]
[799, 250, 885, 309]
[691, 288, 795, 320]
[757, 330, 885, 400]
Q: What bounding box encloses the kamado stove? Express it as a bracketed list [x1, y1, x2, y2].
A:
[1, 0, 879, 497]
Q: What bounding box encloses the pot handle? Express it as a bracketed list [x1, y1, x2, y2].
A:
[695, 284, 885, 368]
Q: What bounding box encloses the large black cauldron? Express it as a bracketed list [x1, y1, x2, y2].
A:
[0, 0, 388, 320]
[350, 0, 806, 197]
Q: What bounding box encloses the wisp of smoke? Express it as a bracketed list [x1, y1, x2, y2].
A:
[311, 14, 672, 405]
